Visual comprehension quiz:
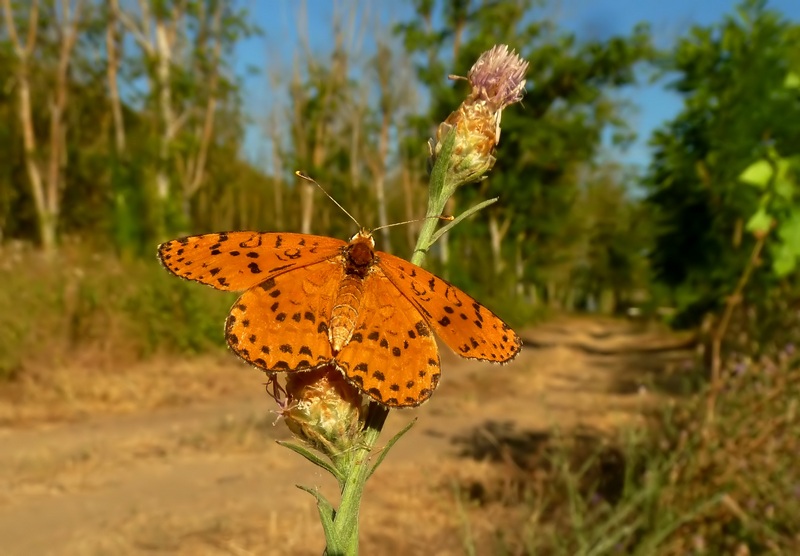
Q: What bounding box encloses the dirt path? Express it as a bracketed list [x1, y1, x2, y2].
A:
[0, 317, 695, 555]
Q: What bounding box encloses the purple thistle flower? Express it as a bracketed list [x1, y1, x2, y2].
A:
[430, 44, 529, 187]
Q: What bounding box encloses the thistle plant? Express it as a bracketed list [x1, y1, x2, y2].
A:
[274, 44, 528, 556]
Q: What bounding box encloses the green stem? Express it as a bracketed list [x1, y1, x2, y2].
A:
[319, 131, 458, 555]
[324, 404, 389, 555]
[413, 129, 458, 264]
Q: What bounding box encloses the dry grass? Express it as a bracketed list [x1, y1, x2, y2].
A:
[0, 354, 266, 425]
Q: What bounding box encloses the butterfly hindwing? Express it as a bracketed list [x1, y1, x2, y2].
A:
[158, 231, 345, 291]
[225, 259, 344, 372]
[336, 271, 441, 408]
[376, 252, 522, 363]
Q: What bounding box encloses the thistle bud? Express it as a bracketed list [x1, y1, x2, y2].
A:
[281, 366, 367, 459]
[430, 44, 529, 187]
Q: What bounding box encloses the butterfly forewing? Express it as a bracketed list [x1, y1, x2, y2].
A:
[376, 252, 522, 363]
[336, 272, 441, 407]
[158, 231, 345, 291]
[225, 259, 344, 372]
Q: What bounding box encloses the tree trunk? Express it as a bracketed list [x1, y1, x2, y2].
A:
[488, 211, 511, 276]
[270, 117, 285, 230]
[2, 0, 81, 253]
[154, 18, 175, 234]
[400, 157, 417, 253]
[370, 43, 394, 251]
[179, 0, 223, 217]
[106, 3, 126, 153]
[515, 233, 525, 297]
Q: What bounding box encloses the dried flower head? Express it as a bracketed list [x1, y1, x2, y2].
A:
[467, 44, 529, 109]
[431, 44, 529, 188]
[281, 366, 367, 458]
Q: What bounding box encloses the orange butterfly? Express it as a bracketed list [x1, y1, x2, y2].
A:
[158, 229, 521, 407]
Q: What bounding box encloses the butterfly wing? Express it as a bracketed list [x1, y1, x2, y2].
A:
[376, 252, 522, 363]
[158, 231, 345, 291]
[225, 258, 344, 372]
[335, 272, 441, 408]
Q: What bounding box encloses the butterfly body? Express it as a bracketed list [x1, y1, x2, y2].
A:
[158, 229, 521, 407]
[330, 231, 375, 352]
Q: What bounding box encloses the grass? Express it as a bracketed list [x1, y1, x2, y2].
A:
[452, 345, 800, 554]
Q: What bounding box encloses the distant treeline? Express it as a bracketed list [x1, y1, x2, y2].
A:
[1, 0, 799, 331]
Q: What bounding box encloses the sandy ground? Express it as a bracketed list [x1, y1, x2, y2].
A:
[0, 316, 696, 555]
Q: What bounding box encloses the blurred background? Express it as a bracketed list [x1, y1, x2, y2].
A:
[1, 0, 800, 554]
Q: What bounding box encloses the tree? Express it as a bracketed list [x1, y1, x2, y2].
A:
[112, 0, 255, 239]
[644, 0, 800, 327]
[2, 0, 84, 252]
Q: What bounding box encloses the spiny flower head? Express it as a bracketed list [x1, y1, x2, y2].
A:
[431, 44, 529, 188]
[282, 366, 367, 459]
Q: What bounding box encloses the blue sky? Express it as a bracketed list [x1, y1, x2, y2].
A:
[234, 0, 800, 170]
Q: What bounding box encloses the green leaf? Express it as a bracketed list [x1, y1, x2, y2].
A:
[777, 211, 800, 253]
[745, 207, 772, 234]
[773, 177, 795, 200]
[739, 160, 773, 189]
[771, 243, 797, 277]
[430, 198, 499, 245]
[296, 485, 340, 548]
[785, 71, 800, 89]
[771, 158, 797, 199]
[367, 418, 417, 480]
[277, 441, 345, 484]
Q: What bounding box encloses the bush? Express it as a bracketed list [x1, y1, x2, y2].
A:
[0, 243, 235, 379]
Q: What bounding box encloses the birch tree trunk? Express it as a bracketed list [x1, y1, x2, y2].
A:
[289, 66, 316, 235]
[106, 3, 126, 154]
[269, 112, 285, 230]
[113, 0, 177, 237]
[369, 43, 394, 251]
[290, 7, 349, 235]
[436, 7, 466, 270]
[115, 0, 233, 236]
[400, 155, 418, 253]
[176, 0, 223, 216]
[2, 0, 82, 253]
[154, 16, 175, 216]
[488, 211, 511, 275]
[515, 232, 526, 297]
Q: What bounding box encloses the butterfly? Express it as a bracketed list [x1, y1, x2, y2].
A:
[158, 229, 522, 407]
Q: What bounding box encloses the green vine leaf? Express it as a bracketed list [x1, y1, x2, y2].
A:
[771, 243, 797, 277]
[746, 207, 772, 234]
[739, 159, 773, 189]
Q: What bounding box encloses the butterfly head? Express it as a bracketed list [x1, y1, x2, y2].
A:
[348, 227, 375, 247]
[345, 228, 376, 276]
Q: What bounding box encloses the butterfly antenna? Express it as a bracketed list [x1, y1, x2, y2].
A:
[372, 214, 454, 232]
[295, 171, 361, 229]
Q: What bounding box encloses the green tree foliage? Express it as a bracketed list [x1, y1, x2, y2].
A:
[571, 164, 653, 312]
[644, 0, 800, 326]
[0, 0, 259, 253]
